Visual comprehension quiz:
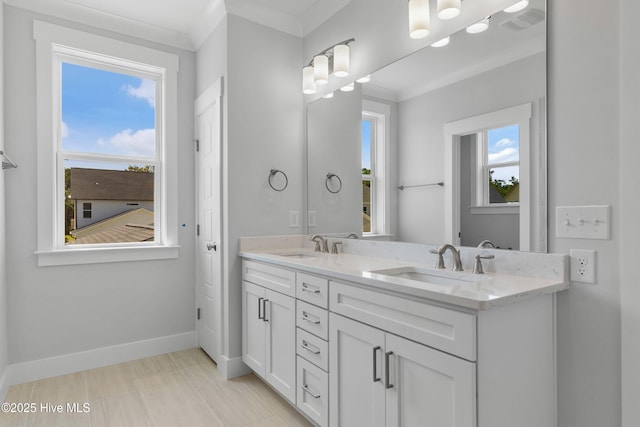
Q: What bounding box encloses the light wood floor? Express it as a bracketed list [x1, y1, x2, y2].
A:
[0, 348, 313, 427]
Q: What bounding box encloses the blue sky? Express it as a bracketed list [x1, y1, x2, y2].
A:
[61, 63, 156, 169]
[362, 120, 371, 170]
[487, 124, 519, 182]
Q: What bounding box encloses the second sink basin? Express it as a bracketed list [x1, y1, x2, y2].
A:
[368, 266, 487, 287]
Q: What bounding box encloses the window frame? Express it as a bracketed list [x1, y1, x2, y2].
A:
[34, 21, 180, 266]
[475, 126, 521, 208]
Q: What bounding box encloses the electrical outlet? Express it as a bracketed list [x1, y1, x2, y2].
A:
[570, 249, 596, 284]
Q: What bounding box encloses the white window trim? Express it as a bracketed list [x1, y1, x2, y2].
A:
[475, 128, 521, 208]
[362, 99, 391, 237]
[34, 21, 180, 266]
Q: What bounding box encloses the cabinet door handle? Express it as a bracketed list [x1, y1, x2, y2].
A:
[262, 299, 269, 322]
[385, 351, 394, 389]
[301, 340, 321, 355]
[372, 346, 381, 383]
[302, 311, 321, 325]
[302, 384, 321, 399]
[258, 297, 264, 320]
[301, 283, 321, 294]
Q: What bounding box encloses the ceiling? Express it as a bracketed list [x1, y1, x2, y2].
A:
[4, 0, 353, 50]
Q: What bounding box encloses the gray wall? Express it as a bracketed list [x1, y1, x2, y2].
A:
[0, 0, 9, 393]
[306, 0, 624, 425]
[197, 15, 304, 361]
[3, 6, 197, 364]
[459, 135, 519, 249]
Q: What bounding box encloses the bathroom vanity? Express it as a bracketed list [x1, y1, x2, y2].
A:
[239, 236, 568, 427]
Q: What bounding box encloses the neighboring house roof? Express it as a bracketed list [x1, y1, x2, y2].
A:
[70, 224, 154, 245]
[70, 168, 154, 201]
[71, 208, 154, 239]
[504, 183, 520, 202]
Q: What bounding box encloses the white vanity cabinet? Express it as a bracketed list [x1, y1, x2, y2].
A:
[242, 261, 296, 403]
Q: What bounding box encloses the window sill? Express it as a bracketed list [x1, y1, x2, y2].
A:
[36, 245, 180, 267]
[469, 205, 519, 215]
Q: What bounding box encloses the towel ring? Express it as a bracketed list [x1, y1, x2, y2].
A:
[268, 169, 288, 192]
[325, 173, 342, 194]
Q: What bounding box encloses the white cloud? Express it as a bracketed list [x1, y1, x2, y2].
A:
[61, 121, 69, 139]
[125, 79, 156, 107]
[494, 137, 515, 148]
[98, 128, 156, 158]
[488, 147, 518, 163]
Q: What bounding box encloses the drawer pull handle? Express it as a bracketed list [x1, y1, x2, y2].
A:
[301, 340, 321, 355]
[301, 283, 321, 294]
[385, 351, 394, 389]
[262, 299, 269, 322]
[372, 346, 381, 383]
[258, 297, 264, 320]
[302, 384, 321, 399]
[302, 311, 321, 325]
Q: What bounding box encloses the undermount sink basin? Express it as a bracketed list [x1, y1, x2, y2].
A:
[368, 266, 486, 287]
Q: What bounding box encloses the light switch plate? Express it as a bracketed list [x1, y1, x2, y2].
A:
[570, 249, 596, 284]
[308, 211, 317, 227]
[556, 205, 610, 239]
[289, 211, 299, 228]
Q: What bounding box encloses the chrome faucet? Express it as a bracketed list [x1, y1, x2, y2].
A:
[430, 243, 464, 271]
[310, 235, 329, 253]
[345, 233, 359, 239]
[477, 240, 496, 249]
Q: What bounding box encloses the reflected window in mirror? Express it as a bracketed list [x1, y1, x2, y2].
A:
[362, 119, 373, 233]
[478, 124, 520, 206]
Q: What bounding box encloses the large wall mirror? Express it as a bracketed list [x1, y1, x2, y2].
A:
[306, 0, 547, 252]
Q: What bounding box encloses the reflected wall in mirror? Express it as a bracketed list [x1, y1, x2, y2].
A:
[305, 0, 547, 251]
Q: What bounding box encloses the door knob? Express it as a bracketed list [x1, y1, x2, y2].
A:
[207, 243, 217, 251]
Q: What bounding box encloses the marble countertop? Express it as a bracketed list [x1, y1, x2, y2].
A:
[239, 247, 569, 310]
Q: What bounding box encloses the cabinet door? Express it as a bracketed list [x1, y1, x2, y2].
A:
[265, 289, 296, 403]
[330, 313, 386, 427]
[385, 333, 476, 427]
[242, 281, 266, 376]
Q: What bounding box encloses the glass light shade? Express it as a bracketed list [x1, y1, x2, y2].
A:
[504, 0, 529, 13]
[314, 55, 329, 85]
[356, 74, 371, 83]
[466, 17, 490, 34]
[323, 92, 334, 99]
[430, 36, 450, 47]
[333, 44, 350, 78]
[409, 0, 430, 39]
[302, 66, 316, 94]
[340, 82, 355, 92]
[437, 0, 461, 20]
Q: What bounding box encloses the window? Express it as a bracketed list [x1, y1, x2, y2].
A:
[362, 99, 391, 236]
[34, 21, 179, 266]
[477, 124, 520, 205]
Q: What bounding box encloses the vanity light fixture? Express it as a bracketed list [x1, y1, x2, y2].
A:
[302, 38, 355, 94]
[356, 74, 371, 83]
[302, 66, 316, 94]
[408, 0, 430, 39]
[437, 0, 461, 20]
[430, 36, 450, 47]
[466, 16, 490, 34]
[503, 0, 529, 13]
[340, 82, 355, 92]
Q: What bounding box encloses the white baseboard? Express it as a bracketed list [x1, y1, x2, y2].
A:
[0, 366, 10, 403]
[10, 331, 197, 386]
[218, 355, 251, 380]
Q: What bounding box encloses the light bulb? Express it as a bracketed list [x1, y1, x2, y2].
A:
[437, 0, 461, 20]
[409, 0, 430, 39]
[314, 55, 329, 85]
[302, 66, 316, 94]
[504, 0, 529, 13]
[333, 44, 350, 78]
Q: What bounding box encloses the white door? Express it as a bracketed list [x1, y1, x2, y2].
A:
[264, 289, 296, 403]
[385, 333, 476, 427]
[195, 80, 222, 361]
[242, 281, 266, 375]
[329, 313, 386, 427]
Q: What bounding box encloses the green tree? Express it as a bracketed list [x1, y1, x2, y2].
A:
[126, 165, 155, 173]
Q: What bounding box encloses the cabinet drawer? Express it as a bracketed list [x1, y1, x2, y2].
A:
[297, 301, 329, 340]
[330, 281, 477, 361]
[242, 260, 296, 297]
[297, 356, 329, 427]
[296, 273, 329, 309]
[296, 328, 329, 372]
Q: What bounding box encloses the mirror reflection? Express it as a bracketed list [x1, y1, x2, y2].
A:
[306, 0, 546, 252]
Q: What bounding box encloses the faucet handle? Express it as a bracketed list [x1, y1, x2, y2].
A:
[473, 254, 495, 274]
[429, 249, 446, 269]
[331, 241, 343, 254]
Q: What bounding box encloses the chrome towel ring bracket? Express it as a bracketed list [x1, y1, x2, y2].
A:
[325, 173, 342, 194]
[268, 169, 288, 192]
